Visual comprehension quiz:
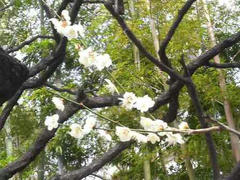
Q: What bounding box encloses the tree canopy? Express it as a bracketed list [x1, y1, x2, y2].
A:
[1, 0, 240, 179]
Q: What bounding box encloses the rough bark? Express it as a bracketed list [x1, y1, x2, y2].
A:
[0, 49, 28, 106]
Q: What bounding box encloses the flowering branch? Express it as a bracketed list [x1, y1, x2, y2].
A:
[48, 90, 124, 127]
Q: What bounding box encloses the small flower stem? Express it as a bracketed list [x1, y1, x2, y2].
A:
[131, 126, 221, 135]
[105, 69, 125, 92]
[48, 90, 124, 127]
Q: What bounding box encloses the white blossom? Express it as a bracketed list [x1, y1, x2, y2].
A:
[61, 10, 71, 22]
[134, 95, 155, 112]
[132, 131, 148, 143]
[64, 26, 78, 40]
[44, 114, 59, 131]
[105, 79, 119, 94]
[69, 123, 84, 139]
[140, 117, 168, 132]
[83, 117, 96, 134]
[78, 47, 97, 68]
[178, 122, 189, 130]
[152, 119, 168, 132]
[166, 133, 184, 145]
[72, 24, 85, 37]
[49, 10, 84, 40]
[147, 133, 160, 144]
[140, 117, 153, 131]
[52, 97, 64, 111]
[119, 92, 137, 110]
[115, 126, 133, 142]
[50, 18, 70, 35]
[98, 130, 112, 141]
[94, 54, 112, 71]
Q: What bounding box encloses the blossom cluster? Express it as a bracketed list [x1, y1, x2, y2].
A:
[44, 9, 187, 149]
[44, 97, 96, 139]
[78, 47, 112, 71]
[45, 96, 188, 147]
[50, 10, 84, 39]
[44, 97, 64, 131]
[119, 92, 155, 112]
[115, 118, 188, 146]
[49, 10, 113, 71]
[68, 117, 96, 139]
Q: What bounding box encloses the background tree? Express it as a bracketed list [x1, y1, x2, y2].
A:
[0, 0, 240, 179]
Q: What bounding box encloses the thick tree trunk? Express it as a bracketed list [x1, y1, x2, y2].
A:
[0, 48, 28, 106]
[202, 0, 240, 162]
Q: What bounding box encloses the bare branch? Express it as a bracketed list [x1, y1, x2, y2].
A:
[0, 88, 24, 131]
[7, 35, 54, 53]
[152, 31, 240, 112]
[185, 79, 220, 179]
[82, 0, 105, 3]
[57, 0, 72, 16]
[188, 31, 240, 74]
[51, 141, 133, 180]
[104, 1, 188, 83]
[208, 117, 240, 137]
[205, 62, 240, 69]
[45, 83, 76, 95]
[159, 0, 196, 67]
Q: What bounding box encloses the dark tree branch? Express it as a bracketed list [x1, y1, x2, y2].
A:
[82, 0, 105, 4]
[57, 0, 72, 16]
[28, 56, 56, 77]
[0, 88, 24, 131]
[7, 35, 54, 53]
[187, 83, 220, 179]
[162, 92, 179, 123]
[45, 83, 76, 95]
[51, 141, 133, 180]
[104, 1, 188, 83]
[205, 62, 240, 69]
[188, 31, 240, 74]
[152, 31, 240, 112]
[183, 61, 220, 180]
[149, 80, 183, 112]
[159, 0, 196, 67]
[38, 0, 54, 18]
[70, 0, 84, 24]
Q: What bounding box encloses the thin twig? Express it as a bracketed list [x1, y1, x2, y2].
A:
[208, 117, 240, 137]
